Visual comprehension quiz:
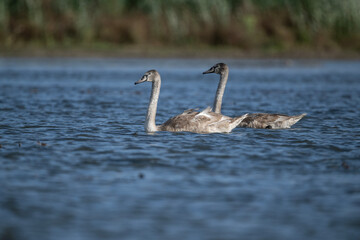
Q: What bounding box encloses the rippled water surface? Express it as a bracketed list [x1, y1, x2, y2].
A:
[1, 58, 360, 240]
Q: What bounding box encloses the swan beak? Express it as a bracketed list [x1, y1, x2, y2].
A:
[203, 67, 215, 74]
[135, 76, 147, 85]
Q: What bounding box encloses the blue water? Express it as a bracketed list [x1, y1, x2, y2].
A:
[0, 58, 359, 240]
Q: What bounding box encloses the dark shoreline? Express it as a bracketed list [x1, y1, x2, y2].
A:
[1, 45, 360, 59]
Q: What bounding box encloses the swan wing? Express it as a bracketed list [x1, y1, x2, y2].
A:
[238, 113, 306, 129]
[159, 107, 235, 133]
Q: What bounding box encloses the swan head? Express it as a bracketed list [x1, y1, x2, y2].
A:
[203, 63, 228, 75]
[135, 70, 160, 85]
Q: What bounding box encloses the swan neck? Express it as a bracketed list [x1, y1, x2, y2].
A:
[213, 70, 228, 114]
[145, 79, 160, 132]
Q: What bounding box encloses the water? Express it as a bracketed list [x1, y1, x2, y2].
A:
[0, 58, 359, 240]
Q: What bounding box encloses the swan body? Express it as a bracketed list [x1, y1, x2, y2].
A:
[135, 70, 248, 133]
[203, 63, 306, 129]
[238, 113, 307, 129]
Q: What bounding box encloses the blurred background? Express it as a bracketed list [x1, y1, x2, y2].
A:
[0, 0, 359, 57]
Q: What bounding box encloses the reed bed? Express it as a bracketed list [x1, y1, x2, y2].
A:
[0, 0, 359, 51]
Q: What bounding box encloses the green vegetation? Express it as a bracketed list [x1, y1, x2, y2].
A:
[0, 0, 359, 53]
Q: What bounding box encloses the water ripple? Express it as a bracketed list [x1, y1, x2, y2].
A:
[0, 59, 359, 240]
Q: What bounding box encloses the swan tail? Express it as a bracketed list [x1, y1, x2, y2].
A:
[274, 113, 307, 128]
[231, 113, 249, 129]
[289, 113, 307, 126]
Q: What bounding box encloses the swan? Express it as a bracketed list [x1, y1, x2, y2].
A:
[135, 70, 248, 133]
[203, 63, 306, 129]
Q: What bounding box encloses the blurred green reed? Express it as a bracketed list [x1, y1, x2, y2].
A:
[0, 0, 359, 50]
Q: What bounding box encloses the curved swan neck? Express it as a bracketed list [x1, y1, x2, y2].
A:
[213, 69, 229, 114]
[145, 78, 161, 132]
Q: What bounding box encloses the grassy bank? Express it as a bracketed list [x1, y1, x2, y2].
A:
[0, 0, 359, 54]
[2, 44, 359, 59]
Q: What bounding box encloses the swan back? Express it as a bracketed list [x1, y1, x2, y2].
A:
[159, 107, 248, 133]
[238, 113, 307, 129]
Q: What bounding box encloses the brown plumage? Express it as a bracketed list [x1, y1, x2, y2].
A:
[159, 107, 247, 133]
[135, 70, 248, 133]
[203, 63, 306, 129]
[238, 113, 307, 129]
